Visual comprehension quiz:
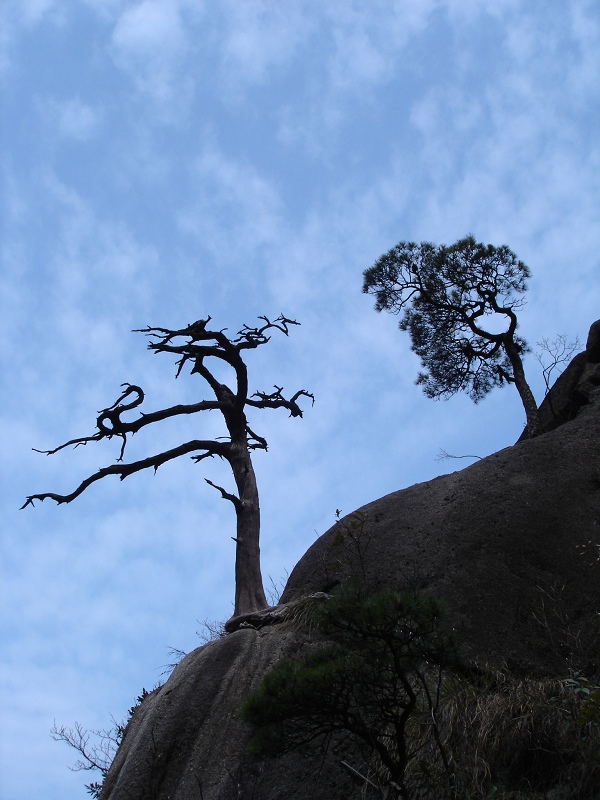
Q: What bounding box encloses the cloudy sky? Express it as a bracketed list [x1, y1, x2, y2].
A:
[1, 1, 598, 797]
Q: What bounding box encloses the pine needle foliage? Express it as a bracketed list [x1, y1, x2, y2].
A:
[363, 235, 541, 436]
[242, 587, 600, 799]
[242, 587, 459, 799]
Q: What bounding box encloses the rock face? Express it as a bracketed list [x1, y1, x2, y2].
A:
[100, 332, 600, 800]
[100, 626, 360, 799]
[517, 318, 600, 439]
[283, 399, 600, 675]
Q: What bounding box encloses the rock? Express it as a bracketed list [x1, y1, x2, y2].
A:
[100, 376, 600, 799]
[100, 626, 359, 800]
[520, 319, 600, 438]
[586, 319, 600, 362]
[283, 400, 600, 674]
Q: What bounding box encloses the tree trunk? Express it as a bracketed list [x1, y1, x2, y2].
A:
[504, 338, 542, 438]
[229, 447, 268, 622]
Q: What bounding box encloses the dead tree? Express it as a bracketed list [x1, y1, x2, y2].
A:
[22, 315, 313, 627]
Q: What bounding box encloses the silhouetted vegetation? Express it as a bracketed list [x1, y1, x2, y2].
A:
[52, 688, 153, 798]
[363, 235, 541, 437]
[23, 314, 313, 623]
[243, 587, 600, 798]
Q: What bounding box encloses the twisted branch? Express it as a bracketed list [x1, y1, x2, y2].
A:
[204, 478, 242, 511]
[248, 386, 315, 417]
[23, 314, 312, 515]
[21, 439, 231, 509]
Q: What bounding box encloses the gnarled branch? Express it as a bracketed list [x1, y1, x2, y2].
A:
[21, 439, 231, 509]
[235, 315, 300, 348]
[32, 393, 225, 462]
[247, 386, 315, 417]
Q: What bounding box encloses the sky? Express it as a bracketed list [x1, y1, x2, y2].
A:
[0, 1, 598, 798]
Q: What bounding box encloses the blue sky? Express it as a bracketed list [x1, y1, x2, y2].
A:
[1, 2, 598, 798]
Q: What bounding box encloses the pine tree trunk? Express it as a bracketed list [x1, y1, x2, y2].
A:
[504, 338, 542, 438]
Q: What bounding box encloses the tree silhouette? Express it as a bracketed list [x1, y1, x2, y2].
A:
[22, 314, 313, 627]
[363, 235, 541, 437]
[242, 587, 459, 799]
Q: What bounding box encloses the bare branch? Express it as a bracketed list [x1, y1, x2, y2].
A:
[204, 478, 241, 510]
[133, 316, 213, 346]
[289, 388, 316, 409]
[435, 448, 482, 463]
[32, 397, 225, 463]
[33, 383, 145, 459]
[535, 334, 581, 396]
[247, 386, 314, 417]
[33, 433, 104, 456]
[246, 425, 268, 451]
[235, 315, 300, 349]
[190, 451, 216, 465]
[21, 440, 231, 509]
[51, 721, 115, 775]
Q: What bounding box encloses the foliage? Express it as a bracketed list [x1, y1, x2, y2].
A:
[363, 235, 541, 436]
[445, 670, 600, 798]
[197, 617, 228, 644]
[242, 587, 459, 799]
[321, 509, 373, 587]
[563, 674, 600, 725]
[242, 587, 600, 799]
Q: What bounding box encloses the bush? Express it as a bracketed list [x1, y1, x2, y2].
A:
[242, 588, 600, 799]
[242, 587, 459, 799]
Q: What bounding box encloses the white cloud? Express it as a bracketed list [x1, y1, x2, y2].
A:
[38, 96, 102, 141]
[276, 0, 436, 153]
[0, 169, 162, 462]
[219, 0, 311, 88]
[3, 0, 64, 26]
[323, 0, 433, 93]
[402, 2, 598, 257]
[57, 97, 101, 140]
[177, 146, 283, 263]
[568, 0, 600, 104]
[109, 0, 200, 116]
[442, 0, 520, 23]
[0, 0, 65, 75]
[112, 0, 187, 57]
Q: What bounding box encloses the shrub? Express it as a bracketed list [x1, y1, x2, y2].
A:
[242, 588, 600, 799]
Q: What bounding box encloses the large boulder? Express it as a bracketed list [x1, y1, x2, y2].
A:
[100, 625, 360, 800]
[517, 318, 600, 439]
[100, 337, 600, 799]
[283, 398, 600, 674]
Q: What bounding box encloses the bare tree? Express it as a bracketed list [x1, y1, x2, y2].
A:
[22, 315, 313, 626]
[535, 333, 581, 397]
[51, 720, 118, 798]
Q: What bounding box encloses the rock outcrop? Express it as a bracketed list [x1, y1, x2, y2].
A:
[283, 398, 600, 676]
[100, 626, 361, 799]
[517, 318, 600, 439]
[100, 325, 600, 800]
